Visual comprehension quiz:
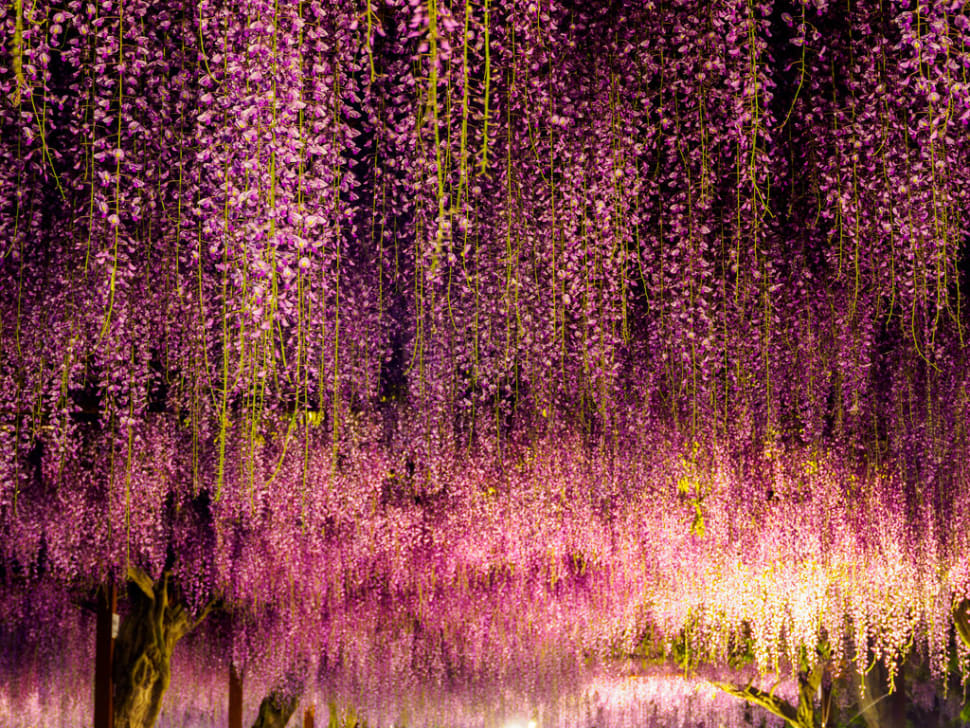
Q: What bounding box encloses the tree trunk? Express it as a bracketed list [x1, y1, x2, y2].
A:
[250, 689, 300, 728]
[112, 568, 212, 728]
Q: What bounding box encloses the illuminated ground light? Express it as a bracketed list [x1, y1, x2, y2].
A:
[502, 720, 537, 728]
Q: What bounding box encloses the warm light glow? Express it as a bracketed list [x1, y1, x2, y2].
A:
[502, 721, 536, 728]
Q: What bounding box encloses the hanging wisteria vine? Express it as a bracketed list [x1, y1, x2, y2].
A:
[1, 0, 970, 724]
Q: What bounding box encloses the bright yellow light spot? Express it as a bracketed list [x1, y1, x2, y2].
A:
[502, 721, 537, 728]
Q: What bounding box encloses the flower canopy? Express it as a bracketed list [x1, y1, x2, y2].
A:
[1, 0, 970, 723]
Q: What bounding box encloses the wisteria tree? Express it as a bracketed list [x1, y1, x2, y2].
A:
[2, 0, 970, 726]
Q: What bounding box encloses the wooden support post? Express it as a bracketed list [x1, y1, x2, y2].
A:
[303, 703, 315, 728]
[229, 662, 243, 728]
[93, 583, 117, 728]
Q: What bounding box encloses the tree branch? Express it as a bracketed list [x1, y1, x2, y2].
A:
[190, 594, 222, 633]
[710, 680, 800, 725]
[126, 566, 155, 600]
[954, 599, 970, 651]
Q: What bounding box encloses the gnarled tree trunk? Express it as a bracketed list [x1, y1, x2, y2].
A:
[249, 659, 309, 728]
[112, 568, 213, 728]
[251, 689, 301, 728]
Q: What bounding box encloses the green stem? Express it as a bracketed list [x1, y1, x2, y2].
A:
[10, 0, 25, 104]
[479, 0, 491, 175]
